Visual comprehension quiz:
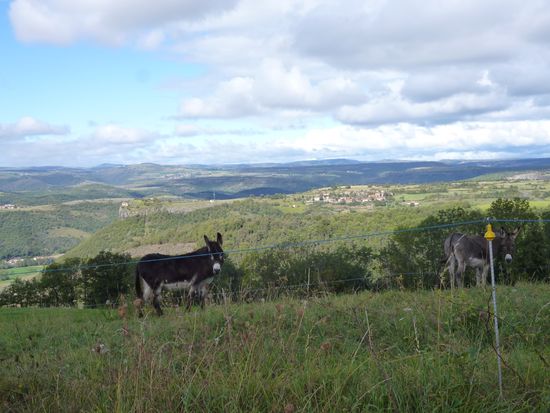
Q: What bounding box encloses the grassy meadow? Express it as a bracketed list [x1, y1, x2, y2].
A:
[1, 283, 549, 412]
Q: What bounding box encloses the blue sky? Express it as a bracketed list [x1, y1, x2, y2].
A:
[2, 0, 550, 167]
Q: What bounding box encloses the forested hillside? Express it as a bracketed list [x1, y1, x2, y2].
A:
[0, 202, 119, 259]
[62, 199, 437, 260]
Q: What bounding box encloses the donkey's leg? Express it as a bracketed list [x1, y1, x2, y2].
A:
[153, 295, 163, 316]
[153, 286, 163, 316]
[186, 288, 196, 311]
[456, 260, 465, 288]
[138, 280, 154, 318]
[481, 264, 489, 288]
[199, 286, 207, 309]
[475, 267, 482, 287]
[447, 256, 457, 290]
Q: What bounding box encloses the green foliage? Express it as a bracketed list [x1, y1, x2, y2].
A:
[0, 278, 42, 307]
[39, 258, 82, 306]
[378, 200, 550, 287]
[488, 198, 535, 220]
[488, 198, 550, 282]
[81, 251, 133, 306]
[0, 252, 132, 307]
[378, 207, 484, 288]
[240, 244, 373, 296]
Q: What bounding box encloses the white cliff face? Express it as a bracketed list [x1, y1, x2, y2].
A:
[117, 199, 167, 219]
[118, 202, 130, 219]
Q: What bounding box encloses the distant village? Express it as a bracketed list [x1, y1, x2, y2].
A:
[306, 188, 394, 205]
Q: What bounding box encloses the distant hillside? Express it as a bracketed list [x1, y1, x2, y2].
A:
[1, 158, 549, 204]
[0, 201, 120, 259]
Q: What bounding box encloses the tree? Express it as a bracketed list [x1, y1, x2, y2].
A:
[0, 278, 42, 307]
[209, 258, 243, 302]
[40, 258, 82, 306]
[487, 198, 535, 221]
[81, 251, 133, 306]
[378, 207, 484, 288]
[488, 198, 547, 282]
[239, 243, 373, 298]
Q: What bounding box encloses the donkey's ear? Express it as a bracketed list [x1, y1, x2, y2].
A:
[217, 232, 223, 246]
[510, 226, 521, 239]
[499, 227, 506, 237]
[204, 235, 211, 250]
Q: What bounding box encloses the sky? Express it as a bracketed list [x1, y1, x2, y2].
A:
[1, 0, 550, 167]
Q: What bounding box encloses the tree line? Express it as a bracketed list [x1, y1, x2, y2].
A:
[0, 252, 132, 307]
[1, 198, 549, 307]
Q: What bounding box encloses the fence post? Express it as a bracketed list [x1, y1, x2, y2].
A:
[485, 223, 503, 398]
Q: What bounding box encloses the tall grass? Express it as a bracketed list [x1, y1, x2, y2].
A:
[1, 283, 549, 412]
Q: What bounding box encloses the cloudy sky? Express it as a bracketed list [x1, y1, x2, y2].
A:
[2, 0, 550, 167]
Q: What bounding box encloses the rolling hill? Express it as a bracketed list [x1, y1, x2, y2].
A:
[1, 158, 549, 203]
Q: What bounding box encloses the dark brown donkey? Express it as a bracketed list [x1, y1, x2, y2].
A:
[135, 233, 224, 316]
[442, 227, 520, 288]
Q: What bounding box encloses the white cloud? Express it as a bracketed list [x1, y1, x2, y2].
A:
[153, 120, 550, 165]
[179, 77, 259, 118]
[3, 119, 550, 167]
[165, 0, 550, 126]
[0, 117, 69, 139]
[137, 30, 166, 50]
[337, 90, 509, 126]
[9, 0, 239, 45]
[273, 120, 550, 160]
[179, 59, 364, 118]
[92, 124, 161, 145]
[293, 0, 532, 69]
[174, 124, 261, 136]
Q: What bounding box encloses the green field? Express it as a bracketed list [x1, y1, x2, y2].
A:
[1, 283, 548, 412]
[0, 266, 42, 290]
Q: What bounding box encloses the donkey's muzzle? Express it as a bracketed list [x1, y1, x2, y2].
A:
[213, 262, 221, 275]
[505, 254, 513, 264]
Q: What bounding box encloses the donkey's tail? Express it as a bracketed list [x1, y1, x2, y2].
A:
[135, 267, 143, 299]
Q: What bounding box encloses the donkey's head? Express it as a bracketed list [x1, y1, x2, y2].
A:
[497, 227, 520, 264]
[204, 232, 224, 275]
